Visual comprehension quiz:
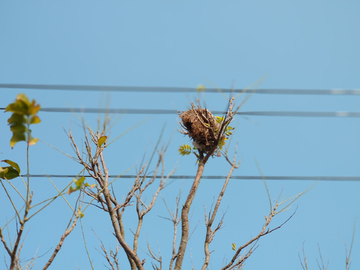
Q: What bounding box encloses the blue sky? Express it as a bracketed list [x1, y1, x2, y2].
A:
[1, 1, 360, 269]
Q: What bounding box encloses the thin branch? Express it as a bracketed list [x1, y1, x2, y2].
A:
[299, 242, 309, 270]
[42, 211, 80, 270]
[92, 228, 116, 270]
[221, 205, 296, 270]
[345, 218, 356, 270]
[162, 189, 182, 270]
[9, 193, 33, 270]
[146, 238, 162, 269]
[202, 149, 238, 270]
[0, 226, 12, 256]
[173, 159, 206, 270]
[316, 244, 329, 270]
[175, 99, 236, 270]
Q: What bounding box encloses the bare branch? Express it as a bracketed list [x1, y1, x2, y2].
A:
[299, 242, 309, 270]
[9, 193, 33, 270]
[161, 189, 182, 270]
[0, 227, 12, 256]
[175, 99, 236, 270]
[146, 239, 162, 269]
[92, 228, 117, 270]
[316, 244, 329, 270]
[345, 218, 356, 270]
[43, 211, 79, 270]
[221, 204, 296, 270]
[202, 150, 238, 270]
[70, 124, 145, 270]
[173, 160, 205, 270]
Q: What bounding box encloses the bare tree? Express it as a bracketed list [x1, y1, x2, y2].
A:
[68, 115, 176, 270]
[2, 93, 315, 270]
[63, 96, 310, 270]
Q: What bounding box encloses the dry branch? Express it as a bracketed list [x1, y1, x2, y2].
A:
[43, 212, 80, 270]
[201, 150, 240, 270]
[69, 120, 175, 270]
[174, 99, 236, 270]
[221, 204, 296, 270]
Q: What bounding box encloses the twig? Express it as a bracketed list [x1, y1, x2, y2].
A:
[221, 204, 296, 270]
[202, 149, 239, 270]
[42, 211, 80, 270]
[299, 242, 309, 270]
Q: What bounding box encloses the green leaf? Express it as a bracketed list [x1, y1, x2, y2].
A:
[29, 100, 41, 115]
[0, 160, 21, 180]
[30, 115, 41, 124]
[74, 176, 86, 188]
[10, 123, 27, 133]
[215, 116, 224, 124]
[10, 132, 26, 148]
[98, 136, 107, 147]
[16, 93, 31, 106]
[68, 176, 87, 194]
[78, 210, 84, 218]
[2, 160, 21, 174]
[178, 144, 192, 156]
[218, 136, 228, 150]
[68, 186, 76, 195]
[8, 113, 26, 125]
[5, 102, 29, 115]
[28, 133, 39, 146]
[0, 167, 9, 176]
[6, 94, 41, 148]
[0, 166, 20, 180]
[225, 126, 234, 132]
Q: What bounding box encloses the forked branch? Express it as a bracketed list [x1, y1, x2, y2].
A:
[221, 204, 296, 270]
[174, 99, 236, 270]
[201, 150, 240, 270]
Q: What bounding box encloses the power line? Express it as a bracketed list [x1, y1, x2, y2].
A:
[20, 174, 360, 181]
[1, 107, 359, 118]
[1, 83, 360, 95]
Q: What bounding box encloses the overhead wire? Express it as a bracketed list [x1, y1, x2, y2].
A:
[2, 84, 360, 117]
[1, 83, 360, 95]
[20, 174, 360, 181]
[2, 84, 359, 181]
[0, 107, 359, 118]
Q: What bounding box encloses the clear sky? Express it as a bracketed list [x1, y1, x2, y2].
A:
[1, 1, 360, 269]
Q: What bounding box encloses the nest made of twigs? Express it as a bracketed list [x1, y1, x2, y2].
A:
[179, 106, 220, 153]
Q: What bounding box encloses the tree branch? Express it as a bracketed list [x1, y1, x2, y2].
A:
[201, 152, 238, 270]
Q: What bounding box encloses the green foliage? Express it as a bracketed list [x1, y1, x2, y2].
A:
[98, 136, 107, 147]
[217, 135, 228, 150]
[0, 160, 21, 180]
[215, 116, 224, 124]
[215, 116, 234, 151]
[5, 93, 41, 148]
[68, 176, 95, 195]
[178, 144, 192, 156]
[224, 125, 234, 136]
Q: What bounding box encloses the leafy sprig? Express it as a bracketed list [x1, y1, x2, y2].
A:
[178, 144, 193, 156]
[5, 93, 41, 148]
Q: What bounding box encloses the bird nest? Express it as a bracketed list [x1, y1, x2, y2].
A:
[178, 106, 220, 153]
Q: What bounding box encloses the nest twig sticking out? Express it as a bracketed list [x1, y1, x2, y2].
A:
[178, 103, 220, 154]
